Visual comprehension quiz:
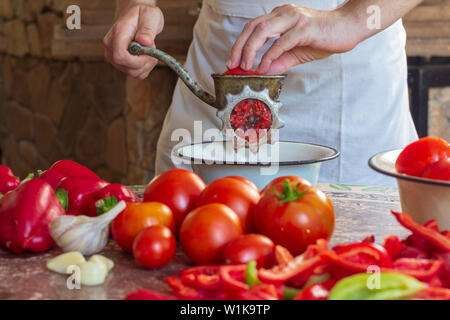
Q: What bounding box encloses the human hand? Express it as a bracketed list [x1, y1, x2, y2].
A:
[227, 4, 361, 75]
[104, 3, 164, 80]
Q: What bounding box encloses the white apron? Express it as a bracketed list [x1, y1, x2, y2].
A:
[155, 0, 418, 186]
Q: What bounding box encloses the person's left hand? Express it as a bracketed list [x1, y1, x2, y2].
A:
[227, 4, 361, 75]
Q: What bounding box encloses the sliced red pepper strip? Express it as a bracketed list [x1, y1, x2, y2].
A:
[294, 279, 337, 300]
[124, 289, 176, 300]
[219, 265, 248, 291]
[424, 219, 440, 232]
[382, 258, 443, 280]
[236, 283, 280, 300]
[392, 211, 450, 252]
[333, 242, 392, 267]
[258, 255, 323, 284]
[179, 265, 222, 291]
[362, 235, 375, 243]
[165, 276, 228, 300]
[410, 287, 450, 300]
[383, 235, 403, 259]
[274, 245, 294, 266]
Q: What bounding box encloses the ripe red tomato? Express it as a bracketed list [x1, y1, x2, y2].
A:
[254, 177, 335, 255]
[223, 67, 261, 76]
[222, 234, 275, 268]
[133, 225, 176, 269]
[261, 175, 312, 194]
[180, 203, 243, 265]
[111, 202, 174, 253]
[421, 158, 450, 181]
[143, 169, 206, 233]
[226, 176, 259, 193]
[395, 137, 450, 177]
[196, 177, 260, 232]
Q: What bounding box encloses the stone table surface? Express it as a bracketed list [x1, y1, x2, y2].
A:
[0, 183, 410, 300]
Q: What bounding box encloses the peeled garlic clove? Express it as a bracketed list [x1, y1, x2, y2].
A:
[89, 255, 114, 272]
[79, 261, 108, 286]
[46, 252, 86, 274]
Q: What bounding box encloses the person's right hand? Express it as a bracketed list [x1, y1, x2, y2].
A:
[104, 3, 164, 80]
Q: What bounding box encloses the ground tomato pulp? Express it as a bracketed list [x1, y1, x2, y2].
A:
[230, 99, 272, 140]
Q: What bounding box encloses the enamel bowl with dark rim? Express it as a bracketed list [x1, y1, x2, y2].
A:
[369, 149, 450, 229]
[175, 141, 339, 189]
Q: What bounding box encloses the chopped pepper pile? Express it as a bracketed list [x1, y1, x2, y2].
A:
[125, 211, 450, 300]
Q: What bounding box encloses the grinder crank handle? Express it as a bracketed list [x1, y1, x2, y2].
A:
[128, 41, 216, 107]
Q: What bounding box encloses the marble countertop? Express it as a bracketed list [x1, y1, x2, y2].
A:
[0, 183, 410, 300]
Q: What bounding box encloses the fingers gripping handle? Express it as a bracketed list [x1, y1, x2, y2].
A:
[127, 41, 216, 107]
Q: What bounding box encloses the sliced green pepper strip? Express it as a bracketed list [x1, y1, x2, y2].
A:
[302, 273, 331, 288]
[245, 260, 262, 289]
[283, 287, 301, 300]
[328, 272, 425, 300]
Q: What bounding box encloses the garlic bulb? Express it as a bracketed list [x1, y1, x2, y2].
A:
[50, 200, 126, 255]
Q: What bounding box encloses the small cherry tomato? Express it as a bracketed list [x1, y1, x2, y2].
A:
[223, 234, 275, 268]
[421, 158, 450, 182]
[111, 202, 174, 253]
[133, 225, 176, 269]
[197, 177, 260, 232]
[180, 203, 243, 265]
[395, 137, 450, 177]
[143, 169, 206, 233]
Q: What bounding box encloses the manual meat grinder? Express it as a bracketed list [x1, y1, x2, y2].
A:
[128, 41, 287, 151]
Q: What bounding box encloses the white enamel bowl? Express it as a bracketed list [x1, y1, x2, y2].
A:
[369, 149, 450, 229]
[175, 141, 339, 189]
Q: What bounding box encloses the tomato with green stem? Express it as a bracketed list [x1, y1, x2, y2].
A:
[254, 178, 334, 255]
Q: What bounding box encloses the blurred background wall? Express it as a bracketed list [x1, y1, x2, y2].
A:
[0, 0, 449, 184]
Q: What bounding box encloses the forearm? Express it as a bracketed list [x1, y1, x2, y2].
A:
[116, 0, 157, 17]
[338, 0, 423, 42]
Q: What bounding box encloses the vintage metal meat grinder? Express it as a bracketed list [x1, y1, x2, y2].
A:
[128, 41, 287, 151]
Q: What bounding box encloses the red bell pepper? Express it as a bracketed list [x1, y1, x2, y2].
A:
[236, 283, 279, 300]
[294, 279, 337, 300]
[39, 160, 100, 189]
[424, 219, 440, 232]
[86, 184, 140, 217]
[432, 252, 450, 288]
[179, 265, 222, 291]
[382, 258, 443, 281]
[56, 177, 109, 215]
[410, 287, 450, 300]
[258, 255, 324, 284]
[124, 289, 176, 300]
[0, 179, 65, 253]
[0, 165, 20, 197]
[383, 235, 403, 259]
[165, 276, 229, 300]
[392, 211, 450, 253]
[274, 245, 294, 266]
[258, 239, 328, 284]
[332, 242, 392, 266]
[220, 265, 249, 291]
[322, 243, 392, 279]
[397, 245, 429, 260]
